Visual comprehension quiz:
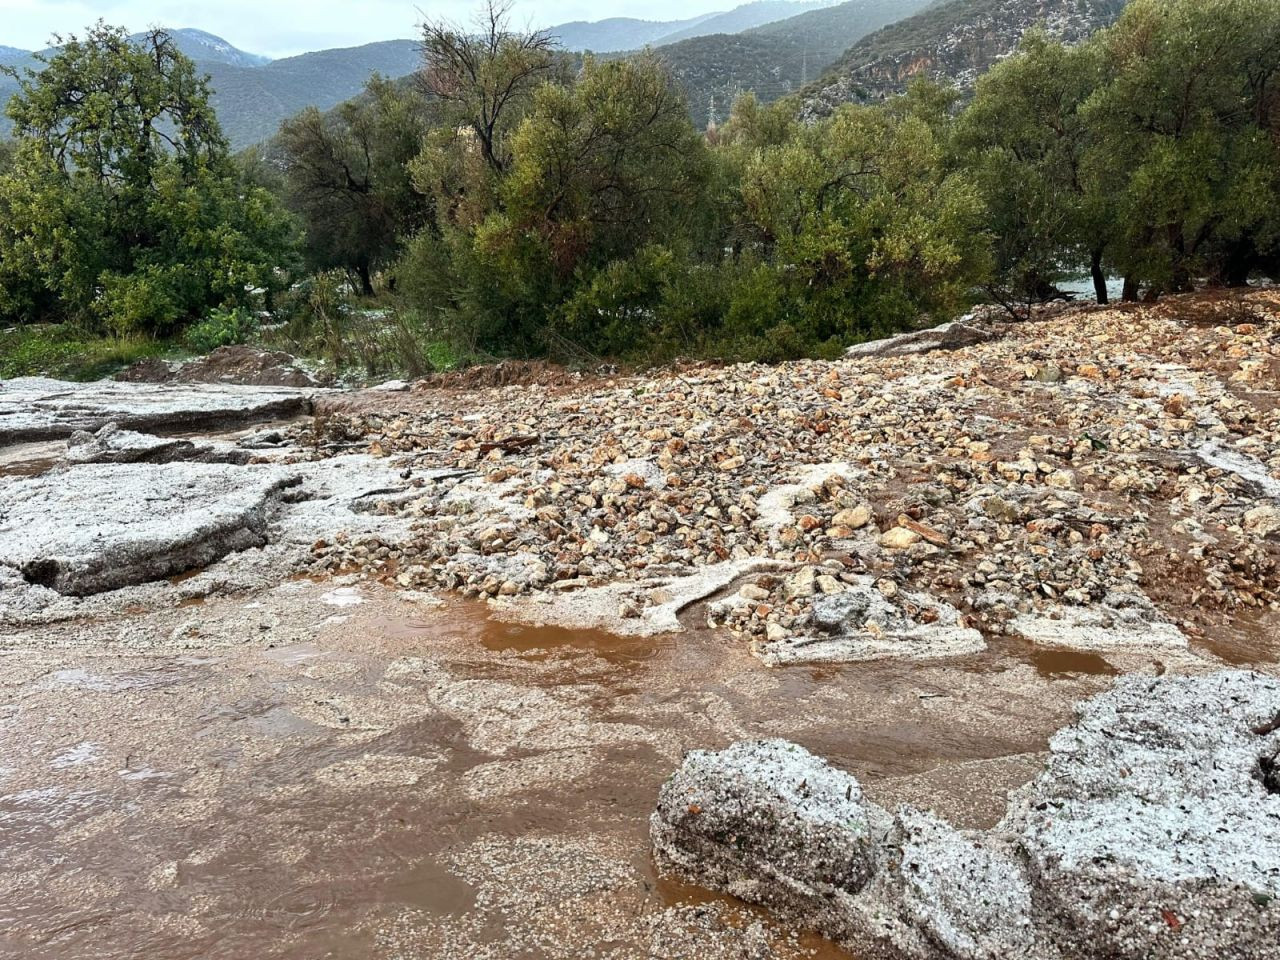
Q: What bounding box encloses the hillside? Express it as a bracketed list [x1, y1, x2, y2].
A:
[152, 27, 272, 67]
[657, 1, 835, 43]
[651, 0, 932, 126]
[548, 1, 834, 52]
[803, 0, 1128, 114]
[549, 14, 717, 52]
[201, 40, 421, 148]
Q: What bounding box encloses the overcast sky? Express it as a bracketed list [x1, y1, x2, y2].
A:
[0, 0, 732, 57]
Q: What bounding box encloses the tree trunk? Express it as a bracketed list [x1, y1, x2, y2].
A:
[1222, 239, 1254, 287]
[1091, 249, 1108, 305]
[1122, 276, 1139, 302]
[356, 262, 375, 297]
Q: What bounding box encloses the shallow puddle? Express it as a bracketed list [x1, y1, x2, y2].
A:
[0, 592, 1122, 960]
[1031, 648, 1119, 678]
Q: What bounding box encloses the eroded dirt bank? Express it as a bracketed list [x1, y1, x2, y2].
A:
[1, 289, 1278, 958]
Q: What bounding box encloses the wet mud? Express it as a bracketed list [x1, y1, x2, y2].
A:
[0, 579, 1185, 960]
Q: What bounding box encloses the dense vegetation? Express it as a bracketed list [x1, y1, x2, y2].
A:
[0, 25, 295, 336]
[1, 0, 1277, 377]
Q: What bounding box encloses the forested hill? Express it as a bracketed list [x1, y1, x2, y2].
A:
[803, 0, 1129, 114]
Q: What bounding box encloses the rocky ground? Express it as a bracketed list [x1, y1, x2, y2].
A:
[0, 289, 1277, 958]
[305, 289, 1280, 669]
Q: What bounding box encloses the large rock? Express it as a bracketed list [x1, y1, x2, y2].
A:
[1003, 671, 1280, 960]
[845, 319, 996, 360]
[0, 462, 299, 595]
[0, 377, 315, 446]
[651, 739, 885, 939]
[652, 671, 1280, 960]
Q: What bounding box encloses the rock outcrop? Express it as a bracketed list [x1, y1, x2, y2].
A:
[0, 463, 300, 595]
[652, 671, 1280, 959]
[0, 377, 316, 445]
[803, 0, 1128, 117]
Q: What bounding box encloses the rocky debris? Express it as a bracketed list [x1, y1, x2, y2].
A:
[493, 557, 786, 637]
[116, 345, 322, 387]
[652, 671, 1280, 960]
[710, 566, 985, 664]
[0, 377, 317, 445]
[313, 289, 1279, 660]
[845, 318, 997, 359]
[1010, 591, 1188, 651]
[0, 463, 300, 596]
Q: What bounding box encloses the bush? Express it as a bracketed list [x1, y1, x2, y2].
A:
[185, 306, 261, 352]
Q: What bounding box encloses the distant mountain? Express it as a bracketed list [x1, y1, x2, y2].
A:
[803, 0, 1128, 114]
[201, 40, 420, 148]
[142, 28, 272, 68]
[0, 45, 30, 60]
[651, 0, 932, 126]
[549, 15, 717, 53]
[547, 1, 835, 53]
[656, 1, 836, 43]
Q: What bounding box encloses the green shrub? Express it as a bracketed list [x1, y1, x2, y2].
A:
[185, 307, 261, 353]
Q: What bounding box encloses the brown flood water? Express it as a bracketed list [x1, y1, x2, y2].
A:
[0, 588, 1187, 959]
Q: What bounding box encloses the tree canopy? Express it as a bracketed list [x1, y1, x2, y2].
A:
[0, 24, 294, 333]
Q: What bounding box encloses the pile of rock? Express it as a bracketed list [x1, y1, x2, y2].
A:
[314, 291, 1279, 660]
[652, 671, 1280, 959]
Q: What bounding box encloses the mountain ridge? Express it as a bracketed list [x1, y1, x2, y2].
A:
[802, 0, 1129, 114]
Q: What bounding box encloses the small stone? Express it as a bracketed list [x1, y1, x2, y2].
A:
[832, 505, 873, 530]
[880, 527, 921, 550]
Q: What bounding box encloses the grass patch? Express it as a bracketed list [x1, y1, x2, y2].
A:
[0, 324, 176, 381]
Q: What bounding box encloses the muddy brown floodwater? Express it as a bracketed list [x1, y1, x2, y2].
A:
[0, 579, 1231, 960]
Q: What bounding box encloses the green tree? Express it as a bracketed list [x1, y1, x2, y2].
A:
[420, 0, 559, 175]
[403, 53, 715, 356]
[1087, 0, 1280, 295]
[0, 24, 294, 332]
[728, 95, 989, 355]
[278, 75, 432, 295]
[959, 33, 1110, 311]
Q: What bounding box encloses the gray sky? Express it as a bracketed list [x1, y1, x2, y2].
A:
[0, 0, 728, 57]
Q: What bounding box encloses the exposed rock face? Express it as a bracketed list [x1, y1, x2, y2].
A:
[0, 377, 315, 445]
[652, 671, 1280, 960]
[0, 463, 300, 596]
[803, 0, 1128, 117]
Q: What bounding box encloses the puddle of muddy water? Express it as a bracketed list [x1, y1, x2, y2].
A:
[1, 594, 1121, 960]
